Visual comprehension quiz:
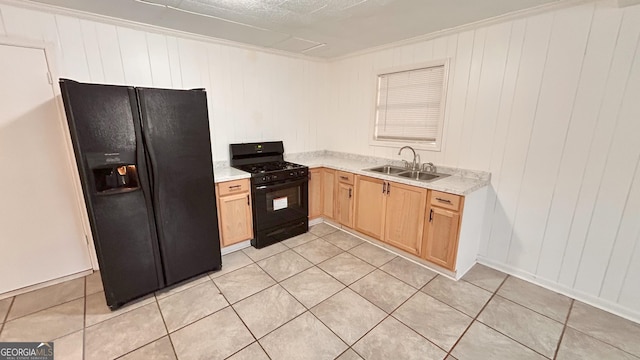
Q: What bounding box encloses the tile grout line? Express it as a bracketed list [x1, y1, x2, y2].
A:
[561, 326, 640, 359]
[0, 296, 15, 338]
[2, 286, 86, 324]
[154, 294, 180, 360]
[463, 280, 599, 359]
[445, 275, 510, 358]
[211, 286, 274, 360]
[553, 299, 574, 360]
[194, 264, 273, 360]
[110, 298, 172, 359]
[222, 255, 288, 360]
[241, 226, 449, 356]
[221, 232, 396, 358]
[387, 275, 463, 355]
[350, 273, 443, 359]
[493, 291, 568, 325]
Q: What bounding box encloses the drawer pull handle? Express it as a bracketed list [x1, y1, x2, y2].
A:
[340, 176, 349, 180]
[348, 188, 352, 198]
[436, 197, 452, 204]
[387, 182, 390, 195]
[382, 182, 386, 194]
[247, 194, 250, 206]
[429, 209, 434, 222]
[229, 185, 242, 189]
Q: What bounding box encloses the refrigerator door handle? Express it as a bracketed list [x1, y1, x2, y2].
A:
[139, 117, 160, 218]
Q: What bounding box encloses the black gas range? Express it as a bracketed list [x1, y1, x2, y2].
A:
[230, 142, 309, 248]
[234, 161, 308, 185]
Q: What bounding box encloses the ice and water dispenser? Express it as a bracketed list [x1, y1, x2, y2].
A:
[87, 152, 140, 194]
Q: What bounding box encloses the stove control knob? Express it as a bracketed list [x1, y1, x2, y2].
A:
[261, 176, 267, 182]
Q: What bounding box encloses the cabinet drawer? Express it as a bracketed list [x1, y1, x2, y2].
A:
[217, 179, 250, 196]
[430, 191, 461, 211]
[337, 171, 354, 185]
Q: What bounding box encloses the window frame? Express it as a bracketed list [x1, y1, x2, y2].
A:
[369, 59, 450, 152]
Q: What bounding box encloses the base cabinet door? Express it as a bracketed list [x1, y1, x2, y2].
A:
[336, 182, 354, 228]
[384, 182, 427, 256]
[217, 191, 253, 247]
[309, 168, 322, 219]
[322, 169, 336, 219]
[354, 176, 386, 240]
[423, 206, 460, 270]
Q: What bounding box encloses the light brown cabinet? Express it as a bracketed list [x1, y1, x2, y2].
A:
[354, 176, 427, 256]
[309, 167, 337, 220]
[307, 167, 480, 275]
[322, 168, 336, 220]
[354, 175, 386, 239]
[216, 179, 253, 247]
[309, 168, 322, 219]
[335, 177, 355, 228]
[384, 182, 427, 256]
[422, 191, 464, 270]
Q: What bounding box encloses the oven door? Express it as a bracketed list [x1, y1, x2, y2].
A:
[253, 178, 309, 231]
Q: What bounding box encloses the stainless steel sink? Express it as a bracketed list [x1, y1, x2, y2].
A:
[366, 165, 407, 175]
[398, 171, 448, 181]
[364, 165, 450, 183]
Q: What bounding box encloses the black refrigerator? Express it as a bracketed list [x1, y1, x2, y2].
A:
[60, 79, 221, 310]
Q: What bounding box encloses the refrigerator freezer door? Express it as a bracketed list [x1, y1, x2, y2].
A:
[59, 80, 164, 309]
[137, 88, 222, 285]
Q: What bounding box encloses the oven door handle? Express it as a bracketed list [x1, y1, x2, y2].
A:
[254, 178, 308, 192]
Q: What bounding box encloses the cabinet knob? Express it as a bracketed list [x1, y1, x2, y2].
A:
[429, 209, 434, 222]
[348, 188, 352, 198]
[386, 182, 390, 195]
[247, 194, 250, 206]
[382, 182, 386, 193]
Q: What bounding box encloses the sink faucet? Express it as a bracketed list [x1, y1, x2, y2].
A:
[398, 146, 420, 171]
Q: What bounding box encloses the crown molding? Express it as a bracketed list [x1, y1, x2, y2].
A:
[330, 0, 596, 62]
[0, 0, 329, 63]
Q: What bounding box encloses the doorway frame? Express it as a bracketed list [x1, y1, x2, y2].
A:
[0, 36, 99, 270]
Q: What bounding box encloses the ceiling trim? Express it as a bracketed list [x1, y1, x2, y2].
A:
[331, 0, 597, 62]
[0, 0, 328, 62]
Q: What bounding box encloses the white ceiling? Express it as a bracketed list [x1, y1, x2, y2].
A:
[25, 0, 562, 58]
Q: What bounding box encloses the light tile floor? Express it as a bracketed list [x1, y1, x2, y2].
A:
[1, 223, 639, 359]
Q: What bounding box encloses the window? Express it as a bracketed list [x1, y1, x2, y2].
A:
[372, 61, 448, 151]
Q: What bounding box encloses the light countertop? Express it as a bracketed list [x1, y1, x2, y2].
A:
[213, 165, 251, 183]
[286, 151, 490, 196]
[213, 151, 490, 195]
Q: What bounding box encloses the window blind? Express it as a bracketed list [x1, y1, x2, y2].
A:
[374, 65, 445, 142]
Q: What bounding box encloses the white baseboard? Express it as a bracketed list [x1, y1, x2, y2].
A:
[0, 269, 93, 300]
[477, 256, 640, 325]
[221, 240, 252, 255]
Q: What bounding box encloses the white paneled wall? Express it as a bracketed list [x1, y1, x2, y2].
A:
[0, 3, 328, 161]
[326, 1, 640, 322]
